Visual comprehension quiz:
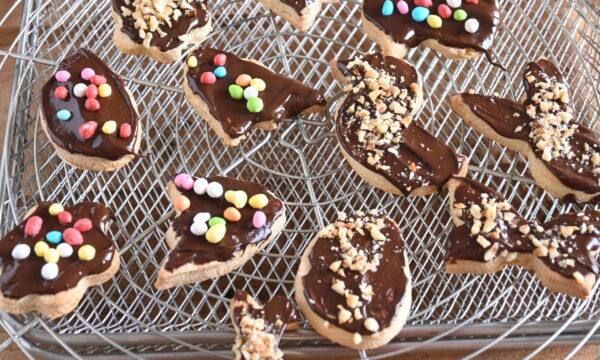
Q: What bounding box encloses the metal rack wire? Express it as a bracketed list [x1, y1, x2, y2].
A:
[0, 0, 598, 358]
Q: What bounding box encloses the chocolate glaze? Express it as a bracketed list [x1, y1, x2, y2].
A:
[186, 48, 326, 139]
[363, 0, 501, 63]
[41, 48, 140, 161]
[166, 176, 284, 271]
[460, 59, 600, 195]
[302, 214, 409, 335]
[446, 177, 600, 279]
[0, 202, 116, 299]
[232, 290, 297, 340]
[112, 0, 209, 52]
[336, 53, 466, 195]
[280, 0, 315, 15]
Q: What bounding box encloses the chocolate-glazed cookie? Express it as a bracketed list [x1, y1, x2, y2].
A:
[183, 48, 326, 146]
[451, 58, 600, 203]
[0, 202, 120, 318]
[154, 174, 286, 289]
[332, 53, 468, 196]
[295, 211, 412, 350]
[256, 0, 338, 31]
[362, 0, 501, 62]
[40, 48, 142, 171]
[445, 177, 600, 299]
[231, 290, 298, 360]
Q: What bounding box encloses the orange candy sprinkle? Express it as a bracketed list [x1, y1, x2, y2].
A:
[224, 207, 241, 222]
[235, 74, 252, 87]
[174, 196, 190, 212]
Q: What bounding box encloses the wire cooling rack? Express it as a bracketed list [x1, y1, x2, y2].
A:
[0, 0, 599, 358]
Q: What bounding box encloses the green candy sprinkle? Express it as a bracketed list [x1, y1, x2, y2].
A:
[453, 9, 467, 21]
[247, 97, 264, 113]
[228, 84, 244, 100]
[208, 217, 226, 227]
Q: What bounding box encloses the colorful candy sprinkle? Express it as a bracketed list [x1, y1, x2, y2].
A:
[74, 218, 93, 232]
[194, 212, 211, 223]
[205, 223, 226, 244]
[191, 221, 208, 236]
[79, 121, 98, 140]
[213, 54, 227, 66]
[438, 4, 451, 18]
[91, 75, 107, 86]
[229, 84, 244, 100]
[224, 190, 236, 203]
[175, 173, 194, 190]
[63, 227, 83, 246]
[44, 248, 60, 263]
[54, 86, 68, 100]
[414, 0, 432, 7]
[213, 66, 227, 78]
[226, 190, 247, 209]
[381, 0, 394, 16]
[57, 211, 72, 224]
[244, 86, 259, 100]
[223, 207, 241, 222]
[49, 203, 64, 216]
[73, 83, 88, 97]
[454, 9, 467, 21]
[208, 217, 226, 227]
[98, 83, 112, 98]
[249, 194, 268, 209]
[200, 72, 216, 85]
[236, 74, 252, 87]
[119, 123, 131, 138]
[56, 110, 72, 121]
[397, 0, 409, 14]
[427, 14, 442, 28]
[187, 55, 198, 68]
[466, 0, 478, 3]
[194, 178, 208, 195]
[24, 216, 43, 236]
[11, 244, 30, 260]
[41, 262, 58, 280]
[207, 182, 224, 198]
[465, 18, 479, 33]
[57, 243, 73, 258]
[81, 68, 95, 81]
[447, 0, 461, 7]
[85, 98, 101, 111]
[253, 211, 266, 229]
[247, 97, 264, 113]
[46, 230, 63, 244]
[174, 195, 191, 211]
[102, 120, 117, 134]
[34, 241, 49, 257]
[250, 78, 266, 91]
[55, 70, 71, 83]
[78, 245, 96, 261]
[86, 84, 98, 99]
[412, 6, 429, 22]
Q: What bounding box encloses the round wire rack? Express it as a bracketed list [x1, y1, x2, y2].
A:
[0, 0, 599, 358]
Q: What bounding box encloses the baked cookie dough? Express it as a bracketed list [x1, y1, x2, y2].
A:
[256, 0, 339, 31]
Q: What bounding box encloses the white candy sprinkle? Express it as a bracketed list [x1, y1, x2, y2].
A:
[41, 262, 59, 280]
[73, 83, 88, 97]
[243, 86, 259, 100]
[447, 0, 461, 8]
[465, 18, 480, 33]
[193, 212, 211, 224]
[11, 244, 30, 260]
[191, 221, 208, 236]
[57, 243, 73, 258]
[206, 182, 224, 198]
[193, 178, 208, 195]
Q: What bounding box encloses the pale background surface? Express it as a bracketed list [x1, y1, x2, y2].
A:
[0, 1, 598, 359]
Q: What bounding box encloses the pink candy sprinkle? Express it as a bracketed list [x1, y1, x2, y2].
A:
[200, 72, 216, 85]
[79, 121, 98, 140]
[55, 70, 71, 83]
[57, 211, 73, 224]
[213, 54, 227, 66]
[119, 123, 131, 138]
[252, 211, 266, 229]
[174, 173, 194, 190]
[438, 4, 451, 18]
[63, 228, 83, 246]
[414, 0, 432, 7]
[86, 84, 98, 99]
[85, 98, 100, 111]
[397, 0, 409, 14]
[90, 75, 107, 86]
[466, 0, 478, 3]
[74, 218, 93, 232]
[81, 68, 95, 81]
[24, 216, 43, 236]
[54, 86, 68, 100]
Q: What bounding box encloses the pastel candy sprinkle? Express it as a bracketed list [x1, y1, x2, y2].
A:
[56, 110, 72, 121]
[466, 0, 478, 3]
[49, 203, 64, 216]
[91, 75, 107, 86]
[447, 0, 461, 7]
[98, 83, 112, 98]
[57, 243, 73, 258]
[54, 86, 68, 100]
[229, 84, 244, 100]
[57, 211, 72, 224]
[236, 74, 252, 87]
[55, 70, 70, 83]
[454, 9, 467, 21]
[81, 68, 95, 81]
[78, 244, 96, 261]
[174, 195, 191, 212]
[244, 86, 259, 100]
[381, 0, 394, 16]
[228, 190, 247, 209]
[25, 216, 43, 236]
[73, 83, 88, 97]
[249, 194, 268, 209]
[412, 6, 430, 22]
[45, 230, 63, 244]
[194, 212, 211, 223]
[223, 207, 241, 222]
[74, 218, 93, 232]
[200, 72, 216, 85]
[438, 4, 452, 18]
[34, 241, 49, 257]
[208, 217, 226, 227]
[465, 18, 479, 33]
[63, 227, 83, 245]
[252, 211, 266, 229]
[102, 120, 117, 134]
[119, 123, 131, 138]
[205, 224, 226, 244]
[207, 182, 224, 198]
[44, 248, 60, 263]
[427, 14, 442, 28]
[213, 66, 227, 78]
[174, 173, 194, 190]
[79, 121, 98, 140]
[414, 0, 432, 7]
[85, 98, 101, 111]
[194, 178, 209, 195]
[86, 84, 98, 99]
[213, 54, 227, 66]
[187, 55, 198, 68]
[41, 262, 59, 280]
[247, 97, 264, 113]
[11, 244, 30, 260]
[250, 78, 266, 91]
[397, 1, 409, 14]
[191, 221, 208, 236]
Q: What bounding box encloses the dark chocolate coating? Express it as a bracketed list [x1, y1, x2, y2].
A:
[0, 202, 117, 299]
[232, 290, 297, 341]
[41, 48, 140, 161]
[280, 0, 315, 15]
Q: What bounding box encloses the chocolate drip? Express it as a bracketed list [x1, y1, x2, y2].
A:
[185, 48, 326, 139]
[336, 53, 465, 195]
[166, 176, 284, 271]
[280, 0, 315, 15]
[362, 0, 501, 63]
[0, 202, 116, 299]
[302, 214, 409, 335]
[41, 48, 140, 161]
[446, 177, 600, 279]
[232, 290, 297, 338]
[112, 0, 209, 52]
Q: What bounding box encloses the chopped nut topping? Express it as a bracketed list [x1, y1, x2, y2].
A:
[364, 317, 380, 332]
[353, 332, 363, 345]
[572, 271, 585, 284]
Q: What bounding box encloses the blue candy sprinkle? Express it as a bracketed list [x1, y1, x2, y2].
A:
[412, 6, 429, 22]
[56, 109, 71, 121]
[213, 66, 227, 78]
[381, 0, 394, 16]
[46, 231, 63, 244]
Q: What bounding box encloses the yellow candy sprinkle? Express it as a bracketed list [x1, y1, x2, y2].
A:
[249, 194, 268, 209]
[44, 248, 60, 263]
[187, 55, 198, 68]
[250, 78, 266, 91]
[233, 191, 248, 209]
[205, 224, 226, 244]
[49, 203, 64, 216]
[98, 83, 112, 98]
[427, 15, 442, 29]
[224, 190, 236, 203]
[102, 120, 117, 134]
[34, 241, 49, 257]
[78, 245, 96, 261]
